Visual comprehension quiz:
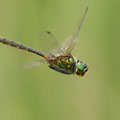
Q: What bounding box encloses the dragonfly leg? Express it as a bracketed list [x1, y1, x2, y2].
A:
[49, 64, 72, 75]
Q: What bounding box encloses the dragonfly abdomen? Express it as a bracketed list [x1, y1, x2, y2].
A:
[0, 37, 46, 57]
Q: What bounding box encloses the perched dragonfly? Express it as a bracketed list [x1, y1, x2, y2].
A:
[0, 6, 88, 77]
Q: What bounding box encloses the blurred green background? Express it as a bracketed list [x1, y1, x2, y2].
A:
[0, 0, 120, 120]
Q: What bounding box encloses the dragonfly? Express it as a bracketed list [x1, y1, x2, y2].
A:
[0, 6, 88, 77]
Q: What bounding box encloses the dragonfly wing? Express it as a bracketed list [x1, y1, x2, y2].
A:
[63, 36, 79, 53]
[39, 31, 66, 57]
[23, 59, 46, 69]
[64, 6, 88, 53]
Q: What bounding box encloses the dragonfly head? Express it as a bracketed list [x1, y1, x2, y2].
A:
[75, 60, 88, 77]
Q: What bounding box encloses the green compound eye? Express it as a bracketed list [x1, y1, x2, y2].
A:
[77, 62, 84, 71]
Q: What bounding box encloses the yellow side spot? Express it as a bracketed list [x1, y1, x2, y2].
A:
[66, 59, 69, 63]
[43, 54, 49, 59]
[16, 46, 20, 48]
[8, 43, 11, 46]
[67, 65, 71, 68]
[69, 58, 73, 64]
[61, 59, 65, 63]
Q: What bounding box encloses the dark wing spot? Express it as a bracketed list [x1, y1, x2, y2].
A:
[46, 31, 51, 34]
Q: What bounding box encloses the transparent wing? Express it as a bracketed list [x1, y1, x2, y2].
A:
[38, 31, 66, 56]
[64, 6, 88, 53]
[23, 59, 46, 69]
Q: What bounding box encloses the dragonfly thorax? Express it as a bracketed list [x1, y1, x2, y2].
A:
[47, 53, 76, 74]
